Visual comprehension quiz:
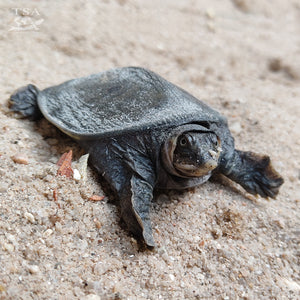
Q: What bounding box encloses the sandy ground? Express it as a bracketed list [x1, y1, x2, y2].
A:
[0, 0, 300, 299]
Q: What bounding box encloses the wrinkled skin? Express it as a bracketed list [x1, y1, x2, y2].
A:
[9, 67, 284, 247]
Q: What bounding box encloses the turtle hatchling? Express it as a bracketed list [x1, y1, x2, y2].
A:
[10, 67, 284, 247]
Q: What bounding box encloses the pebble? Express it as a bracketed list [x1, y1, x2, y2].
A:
[93, 218, 102, 229]
[269, 58, 282, 72]
[22, 174, 32, 182]
[11, 153, 29, 165]
[47, 138, 58, 145]
[43, 229, 53, 237]
[0, 182, 9, 193]
[73, 169, 81, 181]
[83, 295, 101, 300]
[78, 154, 89, 182]
[93, 262, 110, 275]
[27, 265, 40, 274]
[3, 242, 14, 252]
[205, 8, 215, 19]
[232, 0, 251, 13]
[55, 222, 63, 233]
[88, 195, 105, 202]
[230, 121, 242, 134]
[273, 219, 285, 229]
[24, 212, 35, 223]
[206, 22, 216, 33]
[281, 278, 300, 291]
[6, 234, 16, 244]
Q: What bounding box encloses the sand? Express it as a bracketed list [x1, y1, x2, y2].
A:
[0, 0, 299, 299]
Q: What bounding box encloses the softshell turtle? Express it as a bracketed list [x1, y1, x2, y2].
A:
[9, 67, 283, 247]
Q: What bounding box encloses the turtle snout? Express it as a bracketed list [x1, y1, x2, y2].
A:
[208, 149, 218, 159]
[199, 147, 220, 171]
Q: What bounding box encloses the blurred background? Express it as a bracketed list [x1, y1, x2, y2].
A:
[0, 1, 299, 299]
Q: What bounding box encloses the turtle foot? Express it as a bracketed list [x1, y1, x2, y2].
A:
[9, 84, 42, 120]
[240, 153, 284, 198]
[221, 150, 284, 199]
[239, 152, 284, 198]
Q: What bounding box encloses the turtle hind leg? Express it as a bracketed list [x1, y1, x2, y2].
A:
[220, 150, 284, 199]
[9, 84, 42, 120]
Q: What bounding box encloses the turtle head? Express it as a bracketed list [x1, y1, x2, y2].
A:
[162, 124, 222, 178]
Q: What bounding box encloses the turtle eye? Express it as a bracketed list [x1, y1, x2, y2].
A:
[179, 136, 187, 147]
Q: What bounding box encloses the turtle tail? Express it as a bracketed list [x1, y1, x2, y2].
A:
[9, 84, 42, 120]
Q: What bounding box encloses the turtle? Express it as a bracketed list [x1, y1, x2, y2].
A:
[9, 66, 284, 247]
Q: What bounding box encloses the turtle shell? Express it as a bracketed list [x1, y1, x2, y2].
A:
[37, 67, 224, 139]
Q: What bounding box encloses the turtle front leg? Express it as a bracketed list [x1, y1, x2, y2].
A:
[83, 137, 157, 247]
[120, 174, 155, 247]
[219, 150, 284, 198]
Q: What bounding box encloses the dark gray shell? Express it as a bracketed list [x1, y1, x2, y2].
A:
[37, 67, 224, 139]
